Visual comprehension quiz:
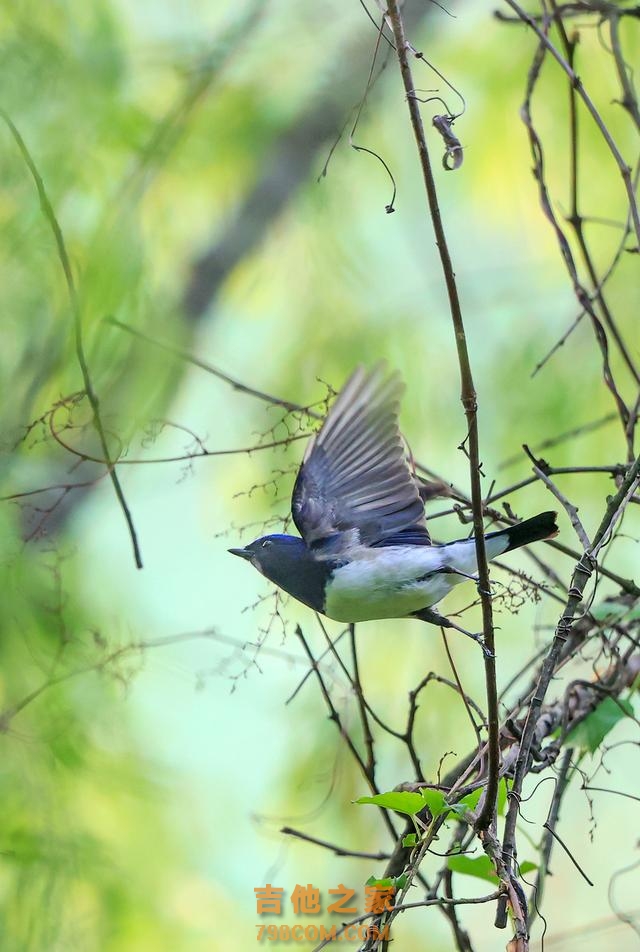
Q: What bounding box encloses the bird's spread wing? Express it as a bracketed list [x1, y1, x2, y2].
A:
[291, 365, 430, 552]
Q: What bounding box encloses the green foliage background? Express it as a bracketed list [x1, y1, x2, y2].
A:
[0, 2, 638, 950]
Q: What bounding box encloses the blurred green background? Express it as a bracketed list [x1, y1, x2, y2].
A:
[1, 1, 638, 950]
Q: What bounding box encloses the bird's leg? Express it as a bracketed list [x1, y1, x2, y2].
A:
[447, 567, 479, 583]
[413, 607, 494, 659]
[440, 565, 494, 599]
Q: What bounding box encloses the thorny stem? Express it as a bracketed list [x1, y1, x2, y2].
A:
[385, 0, 499, 834]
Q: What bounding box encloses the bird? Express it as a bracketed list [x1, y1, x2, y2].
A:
[229, 366, 558, 654]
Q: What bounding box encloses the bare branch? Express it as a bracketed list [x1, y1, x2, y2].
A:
[385, 0, 499, 834]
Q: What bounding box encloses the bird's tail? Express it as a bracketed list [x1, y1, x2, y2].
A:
[485, 511, 558, 556]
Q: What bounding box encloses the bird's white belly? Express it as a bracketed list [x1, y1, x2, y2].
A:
[323, 545, 471, 623]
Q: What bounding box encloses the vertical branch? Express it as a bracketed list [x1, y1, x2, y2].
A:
[384, 1, 499, 832]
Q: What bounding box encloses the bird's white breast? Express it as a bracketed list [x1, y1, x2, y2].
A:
[323, 543, 476, 623]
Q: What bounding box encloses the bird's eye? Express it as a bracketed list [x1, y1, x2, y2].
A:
[261, 539, 270, 548]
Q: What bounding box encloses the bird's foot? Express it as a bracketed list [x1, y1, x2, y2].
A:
[466, 630, 495, 660]
[413, 607, 495, 659]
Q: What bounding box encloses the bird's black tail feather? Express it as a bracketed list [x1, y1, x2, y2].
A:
[485, 511, 558, 552]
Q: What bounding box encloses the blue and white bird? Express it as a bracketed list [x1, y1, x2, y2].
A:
[229, 366, 558, 651]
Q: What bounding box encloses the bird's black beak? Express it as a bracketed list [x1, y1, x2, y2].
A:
[228, 547, 252, 561]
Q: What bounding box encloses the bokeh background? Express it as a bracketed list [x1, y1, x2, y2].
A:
[1, 1, 638, 950]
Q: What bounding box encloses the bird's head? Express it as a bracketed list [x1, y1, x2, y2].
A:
[228, 533, 332, 613]
[228, 534, 308, 580]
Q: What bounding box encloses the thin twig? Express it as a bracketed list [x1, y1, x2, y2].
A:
[106, 317, 320, 417]
[281, 826, 390, 860]
[350, 624, 377, 780]
[515, 34, 631, 445]
[540, 822, 594, 886]
[293, 625, 398, 844]
[523, 445, 591, 549]
[504, 0, 640, 246]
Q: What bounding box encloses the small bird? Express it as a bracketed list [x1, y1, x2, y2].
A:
[229, 366, 558, 653]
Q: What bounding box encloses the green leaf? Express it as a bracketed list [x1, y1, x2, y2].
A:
[448, 855, 538, 884]
[566, 697, 634, 752]
[366, 875, 393, 887]
[449, 787, 482, 819]
[447, 855, 498, 884]
[420, 788, 447, 818]
[448, 783, 508, 820]
[355, 791, 426, 816]
[459, 788, 482, 810]
[449, 803, 471, 818]
[402, 833, 418, 847]
[365, 873, 408, 890]
[497, 778, 509, 816]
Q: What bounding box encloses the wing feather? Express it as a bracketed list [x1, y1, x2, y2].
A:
[291, 365, 430, 550]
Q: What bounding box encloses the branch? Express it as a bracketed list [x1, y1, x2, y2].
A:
[281, 827, 390, 860]
[385, 0, 499, 834]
